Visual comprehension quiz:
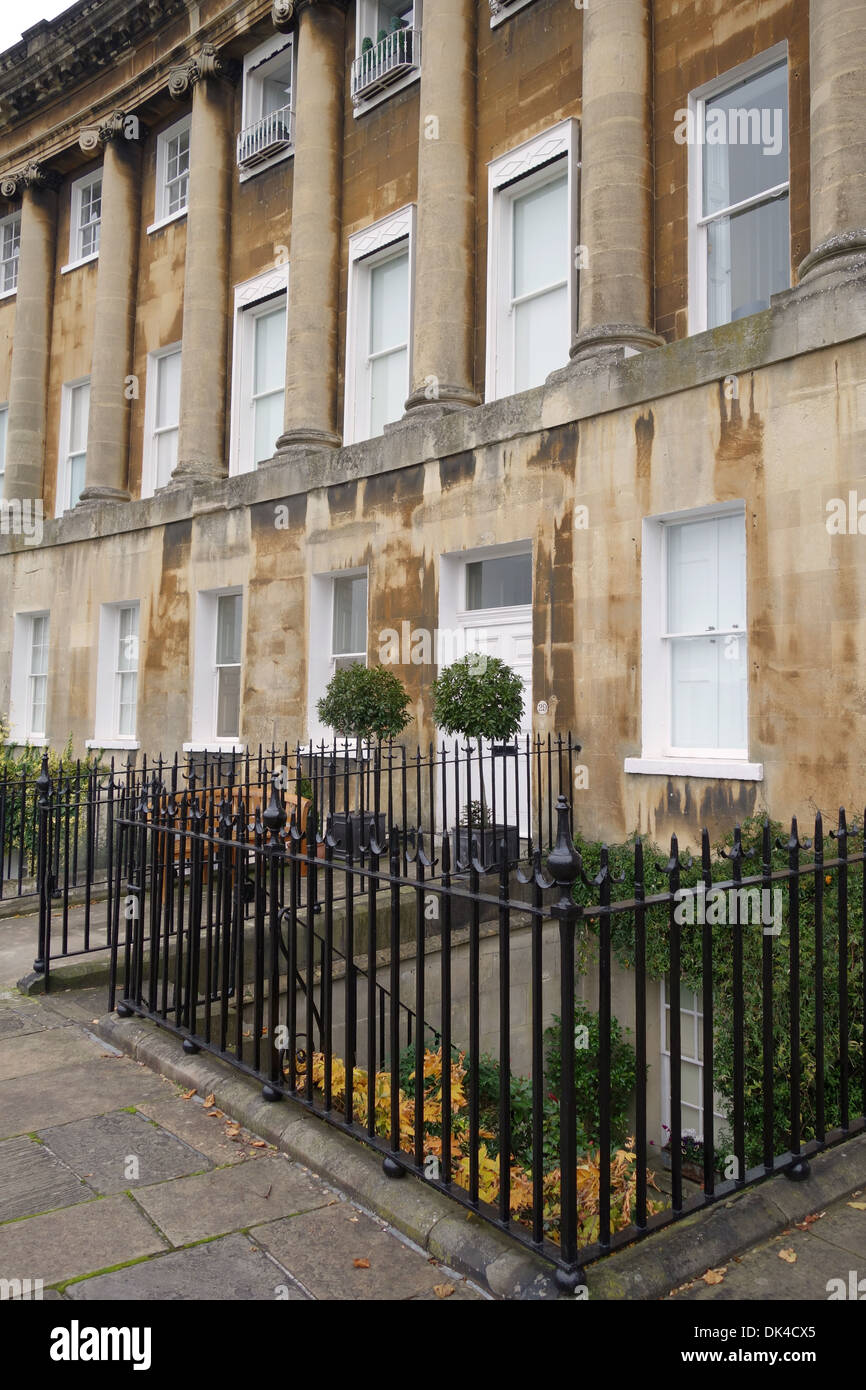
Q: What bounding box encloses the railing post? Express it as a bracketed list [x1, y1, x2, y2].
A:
[33, 754, 53, 981]
[262, 774, 287, 1102]
[546, 793, 585, 1293]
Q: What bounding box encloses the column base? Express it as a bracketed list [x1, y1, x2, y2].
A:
[76, 486, 131, 506]
[568, 323, 665, 366]
[164, 463, 228, 490]
[274, 427, 342, 452]
[797, 228, 866, 287]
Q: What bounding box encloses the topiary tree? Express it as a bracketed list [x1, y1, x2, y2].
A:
[431, 653, 524, 827]
[316, 663, 411, 745]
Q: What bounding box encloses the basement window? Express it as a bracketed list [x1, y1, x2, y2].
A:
[0, 210, 20, 296]
[91, 601, 140, 748]
[10, 611, 50, 745]
[307, 570, 368, 743]
[190, 589, 245, 749]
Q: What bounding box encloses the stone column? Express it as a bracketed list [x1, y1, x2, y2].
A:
[0, 164, 58, 502]
[274, 0, 346, 456]
[798, 0, 866, 284]
[404, 0, 479, 416]
[78, 115, 143, 504]
[169, 46, 237, 485]
[570, 0, 662, 364]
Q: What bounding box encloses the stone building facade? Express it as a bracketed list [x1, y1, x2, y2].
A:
[0, 0, 864, 852]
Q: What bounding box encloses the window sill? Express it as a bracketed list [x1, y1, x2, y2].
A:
[60, 253, 99, 275]
[352, 67, 420, 118]
[9, 734, 48, 748]
[146, 209, 188, 236]
[182, 742, 246, 755]
[624, 756, 764, 781]
[86, 738, 140, 752]
[0, 287, 16, 301]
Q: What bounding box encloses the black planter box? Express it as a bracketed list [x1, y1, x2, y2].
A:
[329, 810, 386, 854]
[453, 824, 520, 867]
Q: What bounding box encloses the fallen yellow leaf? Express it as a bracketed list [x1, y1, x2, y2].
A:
[795, 1211, 826, 1229]
[433, 1284, 455, 1299]
[847, 1201, 866, 1211]
[251, 1139, 267, 1148]
[778, 1248, 797, 1263]
[204, 1092, 215, 1107]
[353, 1258, 371, 1269]
[702, 1267, 727, 1285]
[180, 1088, 196, 1100]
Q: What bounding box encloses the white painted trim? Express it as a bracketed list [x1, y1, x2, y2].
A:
[55, 377, 90, 517]
[0, 208, 20, 295]
[229, 265, 289, 476]
[141, 341, 182, 499]
[86, 739, 141, 751]
[352, 0, 422, 117]
[0, 287, 16, 301]
[146, 208, 188, 237]
[485, 119, 578, 402]
[190, 587, 245, 746]
[687, 42, 789, 335]
[60, 252, 99, 275]
[625, 757, 763, 781]
[352, 66, 420, 118]
[490, 0, 537, 27]
[68, 167, 102, 267]
[344, 204, 416, 445]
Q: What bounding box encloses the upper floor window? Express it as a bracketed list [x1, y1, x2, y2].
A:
[626, 505, 761, 782]
[238, 35, 295, 173]
[345, 207, 415, 444]
[230, 268, 289, 475]
[57, 379, 90, 514]
[687, 49, 790, 331]
[0, 211, 20, 295]
[69, 170, 102, 266]
[486, 121, 578, 401]
[142, 344, 181, 496]
[352, 0, 421, 111]
[153, 115, 191, 227]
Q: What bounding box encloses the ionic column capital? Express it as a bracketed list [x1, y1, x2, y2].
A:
[168, 44, 240, 101]
[0, 162, 61, 200]
[79, 111, 148, 154]
[271, 0, 349, 32]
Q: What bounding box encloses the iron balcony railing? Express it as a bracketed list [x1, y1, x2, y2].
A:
[236, 103, 293, 169]
[351, 27, 420, 104]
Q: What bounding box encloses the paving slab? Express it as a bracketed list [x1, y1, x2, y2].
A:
[133, 1095, 274, 1167]
[0, 1025, 103, 1081]
[0, 1056, 171, 1137]
[251, 1201, 470, 1301]
[0, 1193, 168, 1288]
[38, 1110, 213, 1194]
[0, 1135, 91, 1222]
[65, 1233, 310, 1301]
[132, 1153, 340, 1245]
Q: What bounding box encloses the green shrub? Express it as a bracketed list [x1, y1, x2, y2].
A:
[316, 664, 410, 743]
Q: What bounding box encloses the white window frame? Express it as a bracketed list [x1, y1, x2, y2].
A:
[687, 43, 790, 335]
[9, 611, 50, 746]
[142, 342, 182, 498]
[660, 978, 727, 1150]
[186, 587, 246, 753]
[238, 33, 295, 179]
[62, 168, 102, 272]
[626, 502, 762, 781]
[307, 568, 368, 744]
[485, 119, 579, 402]
[352, 0, 421, 117]
[344, 205, 416, 446]
[0, 210, 21, 298]
[148, 114, 191, 234]
[229, 266, 289, 476]
[89, 601, 141, 750]
[489, 0, 538, 28]
[0, 403, 7, 490]
[55, 377, 90, 516]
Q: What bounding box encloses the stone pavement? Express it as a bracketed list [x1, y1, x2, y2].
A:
[668, 1186, 866, 1301]
[0, 985, 486, 1301]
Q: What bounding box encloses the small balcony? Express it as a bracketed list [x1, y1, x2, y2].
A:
[351, 26, 421, 105]
[236, 104, 293, 170]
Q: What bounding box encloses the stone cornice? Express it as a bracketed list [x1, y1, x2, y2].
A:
[168, 44, 241, 101]
[0, 0, 190, 128]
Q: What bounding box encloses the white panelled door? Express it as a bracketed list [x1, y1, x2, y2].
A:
[456, 612, 533, 839]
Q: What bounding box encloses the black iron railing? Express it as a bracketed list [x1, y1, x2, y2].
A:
[104, 777, 865, 1287]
